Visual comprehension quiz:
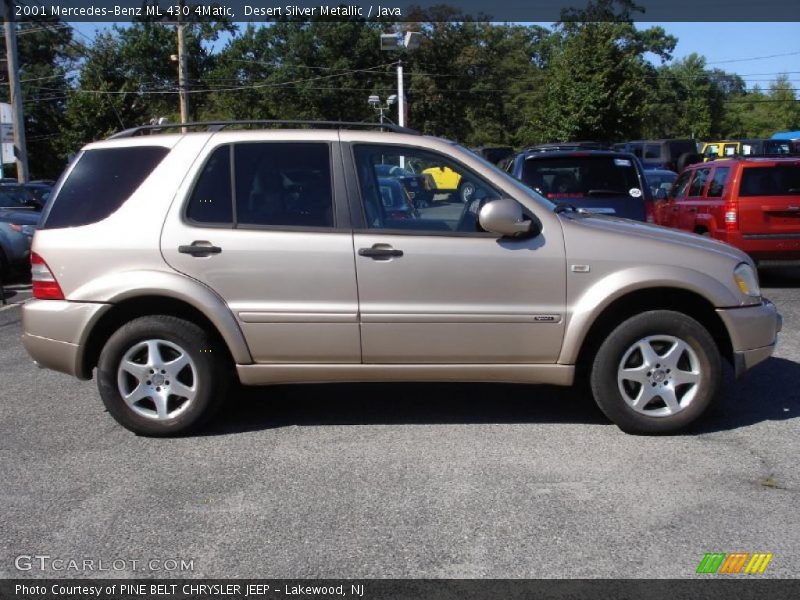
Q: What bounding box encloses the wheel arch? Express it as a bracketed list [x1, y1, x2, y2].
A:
[568, 287, 734, 380]
[72, 271, 253, 379]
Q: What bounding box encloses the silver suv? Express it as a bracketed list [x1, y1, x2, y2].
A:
[22, 122, 781, 436]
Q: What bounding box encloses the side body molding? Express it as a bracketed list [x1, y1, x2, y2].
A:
[69, 269, 253, 365]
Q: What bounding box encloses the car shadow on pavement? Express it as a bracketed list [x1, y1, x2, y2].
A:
[689, 357, 800, 434]
[202, 356, 800, 436]
[203, 381, 609, 435]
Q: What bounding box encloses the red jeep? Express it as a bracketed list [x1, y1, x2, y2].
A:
[655, 158, 800, 263]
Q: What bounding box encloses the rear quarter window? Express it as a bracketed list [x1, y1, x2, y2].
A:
[739, 165, 800, 197]
[41, 146, 170, 229]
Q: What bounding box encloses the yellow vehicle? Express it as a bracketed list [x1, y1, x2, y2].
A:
[422, 165, 462, 189]
[700, 141, 741, 161]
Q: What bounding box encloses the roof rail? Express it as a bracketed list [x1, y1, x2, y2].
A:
[107, 119, 421, 139]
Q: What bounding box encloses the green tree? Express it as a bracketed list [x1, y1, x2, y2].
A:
[0, 17, 75, 178]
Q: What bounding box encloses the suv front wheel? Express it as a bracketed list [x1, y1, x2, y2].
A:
[590, 310, 721, 434]
[96, 315, 229, 436]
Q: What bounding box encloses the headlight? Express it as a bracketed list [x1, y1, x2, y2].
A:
[734, 263, 761, 298]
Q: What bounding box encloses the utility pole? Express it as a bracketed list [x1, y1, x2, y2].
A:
[2, 0, 29, 183]
[176, 1, 189, 129]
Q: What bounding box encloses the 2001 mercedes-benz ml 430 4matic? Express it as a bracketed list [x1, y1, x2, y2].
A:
[22, 121, 781, 436]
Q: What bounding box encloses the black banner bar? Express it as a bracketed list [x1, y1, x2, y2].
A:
[3, 580, 800, 600]
[9, 0, 800, 23]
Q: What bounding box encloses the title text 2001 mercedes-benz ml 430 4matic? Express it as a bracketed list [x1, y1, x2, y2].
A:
[22, 121, 781, 436]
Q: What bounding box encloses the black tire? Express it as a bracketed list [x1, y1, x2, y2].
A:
[676, 152, 702, 173]
[458, 180, 476, 203]
[589, 310, 721, 434]
[0, 248, 9, 280]
[96, 315, 230, 436]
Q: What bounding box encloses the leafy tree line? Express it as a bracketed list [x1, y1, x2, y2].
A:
[2, 0, 798, 179]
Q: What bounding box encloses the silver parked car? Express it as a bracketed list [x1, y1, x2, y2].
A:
[22, 122, 781, 436]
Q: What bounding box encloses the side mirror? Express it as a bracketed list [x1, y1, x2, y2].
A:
[654, 188, 668, 201]
[479, 198, 535, 238]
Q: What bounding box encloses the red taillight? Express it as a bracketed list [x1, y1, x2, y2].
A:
[30, 252, 64, 300]
[724, 200, 738, 231]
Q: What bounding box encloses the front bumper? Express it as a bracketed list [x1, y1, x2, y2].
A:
[21, 300, 111, 379]
[716, 299, 782, 378]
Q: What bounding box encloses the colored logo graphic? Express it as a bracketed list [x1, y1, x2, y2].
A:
[696, 552, 773, 574]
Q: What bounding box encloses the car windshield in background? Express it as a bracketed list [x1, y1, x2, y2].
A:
[0, 186, 33, 210]
[739, 165, 800, 196]
[521, 156, 642, 200]
[645, 171, 677, 195]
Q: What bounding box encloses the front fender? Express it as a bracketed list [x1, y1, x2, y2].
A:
[70, 269, 253, 364]
[558, 265, 740, 365]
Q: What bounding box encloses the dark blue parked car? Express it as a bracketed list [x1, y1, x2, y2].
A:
[506, 150, 652, 221]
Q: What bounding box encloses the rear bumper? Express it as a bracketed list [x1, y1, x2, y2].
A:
[21, 299, 111, 379]
[716, 299, 782, 378]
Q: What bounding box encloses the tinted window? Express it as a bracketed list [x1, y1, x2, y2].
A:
[186, 145, 233, 224]
[42, 146, 169, 229]
[0, 186, 33, 210]
[644, 171, 677, 196]
[644, 144, 661, 159]
[688, 168, 710, 197]
[669, 141, 696, 158]
[739, 165, 800, 197]
[234, 143, 333, 228]
[671, 170, 692, 199]
[521, 156, 642, 200]
[707, 167, 730, 198]
[353, 144, 498, 233]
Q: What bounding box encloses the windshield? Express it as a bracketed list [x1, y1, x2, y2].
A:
[521, 155, 643, 200]
[0, 186, 33, 209]
[452, 144, 556, 211]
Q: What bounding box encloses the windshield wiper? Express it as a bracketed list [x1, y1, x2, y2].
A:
[554, 203, 578, 214]
[586, 189, 628, 196]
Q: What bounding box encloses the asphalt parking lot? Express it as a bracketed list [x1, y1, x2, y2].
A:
[0, 270, 798, 579]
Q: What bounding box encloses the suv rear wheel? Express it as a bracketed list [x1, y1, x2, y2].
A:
[96, 315, 229, 436]
[590, 310, 721, 434]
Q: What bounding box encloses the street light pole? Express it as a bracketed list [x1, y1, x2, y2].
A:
[2, 0, 29, 183]
[397, 60, 405, 128]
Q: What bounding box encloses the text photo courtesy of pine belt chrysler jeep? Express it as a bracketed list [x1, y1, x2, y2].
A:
[22, 122, 781, 436]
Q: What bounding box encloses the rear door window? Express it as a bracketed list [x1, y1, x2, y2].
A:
[234, 143, 333, 228]
[185, 145, 233, 225]
[739, 165, 800, 197]
[42, 146, 169, 229]
[707, 167, 730, 198]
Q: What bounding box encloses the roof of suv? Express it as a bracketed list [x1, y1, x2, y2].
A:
[106, 120, 421, 140]
[684, 157, 800, 169]
[521, 149, 636, 159]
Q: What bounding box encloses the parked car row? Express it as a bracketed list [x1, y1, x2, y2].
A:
[0, 181, 52, 277]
